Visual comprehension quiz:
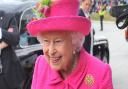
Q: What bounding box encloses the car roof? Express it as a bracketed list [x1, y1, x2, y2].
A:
[0, 1, 37, 29]
[0, 1, 36, 14]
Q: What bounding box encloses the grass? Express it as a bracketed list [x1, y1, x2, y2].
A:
[90, 12, 116, 21]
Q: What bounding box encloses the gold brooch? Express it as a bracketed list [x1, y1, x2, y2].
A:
[84, 74, 95, 87]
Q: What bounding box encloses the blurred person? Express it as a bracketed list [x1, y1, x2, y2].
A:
[0, 12, 25, 89]
[112, 0, 118, 6]
[80, 0, 92, 18]
[106, 4, 111, 13]
[125, 27, 128, 41]
[99, 5, 106, 31]
[27, 0, 113, 89]
[91, 0, 96, 12]
[79, 0, 93, 54]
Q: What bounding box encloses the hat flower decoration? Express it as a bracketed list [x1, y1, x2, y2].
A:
[32, 0, 51, 19]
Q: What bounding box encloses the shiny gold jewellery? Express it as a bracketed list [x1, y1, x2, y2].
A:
[84, 74, 95, 87]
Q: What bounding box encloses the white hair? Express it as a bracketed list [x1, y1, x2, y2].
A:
[70, 32, 85, 52]
[37, 31, 85, 52]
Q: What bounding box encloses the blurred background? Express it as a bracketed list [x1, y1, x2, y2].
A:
[0, 0, 128, 89]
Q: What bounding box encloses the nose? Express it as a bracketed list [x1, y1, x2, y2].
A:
[48, 42, 56, 56]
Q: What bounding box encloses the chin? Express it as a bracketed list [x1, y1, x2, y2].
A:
[50, 65, 61, 71]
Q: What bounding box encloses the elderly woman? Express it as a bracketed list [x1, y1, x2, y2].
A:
[27, 0, 113, 89]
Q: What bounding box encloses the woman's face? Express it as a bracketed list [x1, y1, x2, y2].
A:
[82, 0, 92, 12]
[38, 31, 75, 71]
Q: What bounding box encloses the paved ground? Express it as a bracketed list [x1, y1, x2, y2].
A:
[93, 21, 128, 89]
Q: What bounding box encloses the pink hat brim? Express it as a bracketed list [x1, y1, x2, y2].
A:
[27, 16, 91, 36]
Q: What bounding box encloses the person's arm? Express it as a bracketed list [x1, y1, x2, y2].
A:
[1, 16, 20, 47]
[99, 64, 114, 89]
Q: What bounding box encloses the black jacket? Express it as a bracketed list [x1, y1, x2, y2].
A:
[79, 9, 91, 53]
[0, 12, 25, 89]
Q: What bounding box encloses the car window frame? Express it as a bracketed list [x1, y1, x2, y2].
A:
[19, 6, 39, 48]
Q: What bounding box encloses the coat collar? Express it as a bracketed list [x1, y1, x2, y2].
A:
[47, 48, 89, 88]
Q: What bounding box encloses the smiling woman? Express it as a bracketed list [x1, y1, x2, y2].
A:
[26, 0, 114, 89]
[37, 31, 84, 77]
[38, 31, 76, 75]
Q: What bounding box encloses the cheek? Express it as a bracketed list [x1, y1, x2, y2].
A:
[85, 5, 89, 9]
[42, 46, 46, 54]
[42, 46, 49, 59]
[61, 44, 73, 62]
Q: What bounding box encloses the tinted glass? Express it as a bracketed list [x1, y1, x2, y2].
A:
[19, 7, 39, 47]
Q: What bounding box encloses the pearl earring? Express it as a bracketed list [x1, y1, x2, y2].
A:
[73, 50, 76, 54]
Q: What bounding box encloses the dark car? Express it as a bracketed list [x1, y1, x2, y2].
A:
[93, 35, 109, 63]
[110, 4, 128, 41]
[0, 1, 110, 89]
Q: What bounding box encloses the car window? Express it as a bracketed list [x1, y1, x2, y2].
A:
[19, 6, 39, 47]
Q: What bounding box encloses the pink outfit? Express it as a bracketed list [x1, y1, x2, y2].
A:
[31, 49, 113, 89]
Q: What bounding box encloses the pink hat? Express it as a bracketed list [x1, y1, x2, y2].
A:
[27, 0, 91, 36]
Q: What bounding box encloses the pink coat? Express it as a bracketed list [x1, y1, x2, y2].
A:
[31, 49, 113, 89]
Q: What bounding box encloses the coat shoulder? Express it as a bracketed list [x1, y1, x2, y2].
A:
[87, 54, 110, 73]
[86, 54, 112, 82]
[35, 55, 48, 71]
